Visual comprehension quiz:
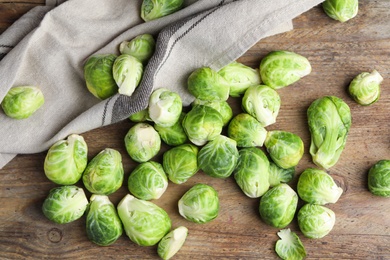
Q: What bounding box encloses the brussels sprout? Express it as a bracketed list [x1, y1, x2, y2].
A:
[154, 112, 188, 146]
[129, 108, 151, 122]
[192, 99, 233, 126]
[308, 96, 351, 169]
[260, 51, 311, 89]
[119, 34, 156, 64]
[163, 144, 199, 184]
[275, 228, 306, 260]
[218, 61, 261, 97]
[141, 0, 184, 22]
[198, 135, 239, 179]
[117, 194, 171, 246]
[228, 113, 267, 148]
[178, 183, 219, 223]
[368, 160, 390, 197]
[297, 204, 336, 239]
[86, 195, 123, 246]
[124, 122, 161, 162]
[322, 0, 358, 23]
[42, 185, 88, 224]
[128, 161, 168, 200]
[112, 54, 143, 97]
[148, 88, 182, 127]
[348, 70, 383, 106]
[297, 168, 343, 205]
[44, 134, 88, 185]
[82, 148, 124, 195]
[259, 184, 298, 228]
[233, 147, 270, 198]
[182, 104, 224, 146]
[1, 86, 44, 119]
[157, 226, 188, 260]
[84, 54, 118, 99]
[242, 85, 281, 127]
[268, 162, 295, 187]
[187, 67, 230, 101]
[264, 130, 304, 169]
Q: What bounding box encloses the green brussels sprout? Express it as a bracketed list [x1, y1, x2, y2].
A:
[227, 113, 267, 148]
[368, 160, 390, 197]
[157, 226, 188, 260]
[264, 130, 304, 169]
[297, 168, 343, 205]
[182, 104, 224, 146]
[198, 135, 239, 179]
[42, 185, 88, 224]
[233, 147, 270, 198]
[297, 204, 336, 239]
[192, 99, 233, 126]
[187, 67, 230, 101]
[178, 183, 219, 224]
[154, 112, 188, 146]
[86, 195, 123, 246]
[268, 162, 295, 187]
[260, 51, 311, 89]
[148, 88, 182, 127]
[119, 34, 156, 64]
[322, 0, 358, 22]
[124, 122, 161, 162]
[242, 85, 281, 127]
[128, 161, 168, 200]
[259, 184, 298, 228]
[82, 148, 124, 195]
[84, 54, 118, 99]
[163, 144, 199, 184]
[308, 96, 352, 169]
[1, 86, 44, 119]
[44, 134, 88, 185]
[141, 0, 184, 22]
[129, 108, 151, 122]
[117, 194, 171, 246]
[218, 61, 261, 97]
[348, 70, 383, 106]
[275, 228, 306, 260]
[112, 54, 143, 97]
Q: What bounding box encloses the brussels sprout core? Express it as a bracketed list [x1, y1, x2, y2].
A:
[148, 88, 182, 127]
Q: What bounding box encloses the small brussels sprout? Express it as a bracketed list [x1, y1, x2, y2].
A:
[264, 130, 304, 169]
[308, 96, 351, 169]
[218, 61, 261, 97]
[182, 104, 224, 146]
[141, 0, 184, 22]
[124, 122, 161, 162]
[368, 160, 390, 197]
[163, 144, 199, 184]
[84, 54, 118, 99]
[42, 185, 88, 224]
[157, 226, 188, 260]
[112, 54, 143, 97]
[322, 0, 358, 23]
[82, 148, 124, 195]
[227, 113, 267, 148]
[44, 134, 88, 185]
[348, 70, 383, 106]
[297, 204, 336, 239]
[117, 194, 171, 246]
[154, 112, 188, 146]
[233, 147, 270, 198]
[192, 99, 233, 126]
[198, 135, 239, 179]
[275, 228, 306, 260]
[128, 161, 168, 200]
[119, 34, 156, 64]
[297, 168, 343, 205]
[268, 162, 295, 187]
[259, 184, 298, 228]
[242, 85, 281, 127]
[260, 51, 311, 89]
[187, 67, 230, 101]
[129, 108, 151, 122]
[1, 86, 44, 119]
[86, 195, 123, 246]
[148, 88, 182, 127]
[178, 183, 219, 224]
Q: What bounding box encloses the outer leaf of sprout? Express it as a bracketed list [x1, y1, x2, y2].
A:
[275, 228, 306, 260]
[157, 226, 188, 260]
[113, 54, 143, 97]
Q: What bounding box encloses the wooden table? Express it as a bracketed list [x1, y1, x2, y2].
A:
[1, 1, 390, 259]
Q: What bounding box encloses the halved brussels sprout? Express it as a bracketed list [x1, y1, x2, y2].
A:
[119, 34, 156, 64]
[129, 108, 151, 122]
[157, 226, 188, 260]
[322, 0, 358, 22]
[141, 0, 184, 22]
[154, 112, 188, 146]
[268, 162, 295, 187]
[348, 70, 383, 106]
[227, 113, 267, 148]
[368, 160, 390, 197]
[297, 204, 336, 239]
[112, 54, 143, 97]
[148, 88, 182, 127]
[275, 228, 306, 260]
[192, 99, 233, 126]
